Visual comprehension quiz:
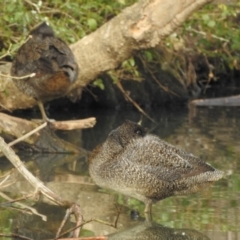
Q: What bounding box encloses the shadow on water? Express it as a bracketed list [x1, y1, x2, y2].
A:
[0, 106, 240, 239]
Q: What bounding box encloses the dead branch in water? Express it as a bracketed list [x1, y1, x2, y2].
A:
[0, 136, 83, 238]
[51, 117, 96, 130]
[0, 113, 96, 153]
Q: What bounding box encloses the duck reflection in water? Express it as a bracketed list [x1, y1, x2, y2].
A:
[108, 221, 210, 240]
[89, 120, 223, 218]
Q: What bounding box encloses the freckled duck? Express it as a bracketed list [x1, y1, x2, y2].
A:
[89, 120, 224, 214]
[11, 22, 79, 122]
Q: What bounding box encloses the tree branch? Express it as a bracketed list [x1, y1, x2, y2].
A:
[0, 0, 213, 111]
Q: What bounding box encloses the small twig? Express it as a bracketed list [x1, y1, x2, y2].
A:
[187, 28, 229, 42]
[72, 203, 83, 238]
[0, 168, 16, 178]
[0, 181, 15, 189]
[0, 172, 12, 187]
[8, 122, 47, 147]
[0, 169, 15, 189]
[55, 203, 83, 239]
[138, 53, 179, 97]
[0, 233, 33, 240]
[56, 208, 72, 239]
[55, 219, 104, 239]
[40, 8, 78, 23]
[113, 204, 122, 228]
[116, 81, 155, 122]
[53, 237, 106, 240]
[23, 0, 40, 13]
[0, 72, 36, 80]
[0, 44, 13, 60]
[0, 192, 34, 205]
[202, 55, 215, 93]
[0, 192, 47, 221]
[56, 206, 121, 239]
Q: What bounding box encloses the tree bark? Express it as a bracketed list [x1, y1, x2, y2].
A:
[0, 0, 213, 112]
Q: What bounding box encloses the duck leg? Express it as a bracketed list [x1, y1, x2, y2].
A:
[37, 100, 55, 122]
[144, 202, 152, 222]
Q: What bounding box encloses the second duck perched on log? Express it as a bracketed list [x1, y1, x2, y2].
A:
[11, 22, 79, 122]
[89, 120, 223, 215]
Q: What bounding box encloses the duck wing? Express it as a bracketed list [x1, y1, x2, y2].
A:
[11, 34, 55, 78]
[120, 134, 215, 182]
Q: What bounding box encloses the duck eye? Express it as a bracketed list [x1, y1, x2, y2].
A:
[135, 129, 142, 136]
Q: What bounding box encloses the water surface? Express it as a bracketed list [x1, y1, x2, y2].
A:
[0, 106, 239, 239]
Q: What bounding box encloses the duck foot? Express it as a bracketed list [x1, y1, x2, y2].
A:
[37, 101, 55, 123]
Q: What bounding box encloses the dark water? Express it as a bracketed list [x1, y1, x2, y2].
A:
[0, 106, 240, 240]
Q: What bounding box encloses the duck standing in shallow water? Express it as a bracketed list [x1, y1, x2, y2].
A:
[11, 22, 79, 122]
[89, 120, 224, 214]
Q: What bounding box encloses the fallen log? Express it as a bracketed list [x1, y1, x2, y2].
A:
[191, 95, 240, 107]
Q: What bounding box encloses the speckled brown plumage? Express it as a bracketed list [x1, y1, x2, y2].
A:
[89, 120, 223, 214]
[11, 22, 79, 121]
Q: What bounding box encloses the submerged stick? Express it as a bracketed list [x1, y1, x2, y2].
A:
[0, 136, 83, 237]
[0, 136, 65, 206]
[0, 233, 33, 240]
[8, 122, 47, 147]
